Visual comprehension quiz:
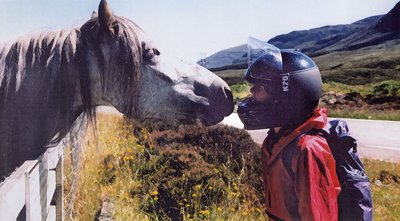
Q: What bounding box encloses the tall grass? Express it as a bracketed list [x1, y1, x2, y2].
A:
[363, 159, 400, 221]
[64, 115, 149, 220]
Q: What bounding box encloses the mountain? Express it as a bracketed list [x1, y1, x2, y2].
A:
[268, 16, 383, 56]
[375, 2, 400, 32]
[201, 44, 248, 71]
[203, 2, 400, 71]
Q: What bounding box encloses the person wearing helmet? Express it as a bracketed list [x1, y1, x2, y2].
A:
[238, 42, 341, 221]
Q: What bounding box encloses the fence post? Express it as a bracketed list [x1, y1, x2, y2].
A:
[0, 160, 36, 220]
[55, 153, 64, 221]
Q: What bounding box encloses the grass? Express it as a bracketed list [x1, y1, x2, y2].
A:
[63, 114, 149, 220]
[313, 48, 400, 85]
[214, 69, 248, 86]
[64, 115, 400, 220]
[363, 159, 400, 221]
[230, 83, 251, 103]
[323, 81, 400, 120]
[327, 108, 400, 121]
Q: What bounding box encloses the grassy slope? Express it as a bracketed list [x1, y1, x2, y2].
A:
[314, 46, 400, 85]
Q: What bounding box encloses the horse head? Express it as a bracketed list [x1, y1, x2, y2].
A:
[79, 0, 234, 125]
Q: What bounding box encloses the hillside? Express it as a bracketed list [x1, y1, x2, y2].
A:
[269, 16, 382, 56]
[203, 2, 400, 72]
[314, 45, 400, 84]
[202, 44, 247, 71]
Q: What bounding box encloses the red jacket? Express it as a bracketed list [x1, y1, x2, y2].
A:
[261, 108, 341, 221]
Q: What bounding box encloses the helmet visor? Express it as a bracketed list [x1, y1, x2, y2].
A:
[247, 37, 283, 82]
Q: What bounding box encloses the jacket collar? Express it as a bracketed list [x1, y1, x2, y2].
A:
[265, 108, 328, 167]
[293, 108, 328, 133]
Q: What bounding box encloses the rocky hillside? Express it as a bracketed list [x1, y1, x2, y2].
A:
[203, 2, 400, 71]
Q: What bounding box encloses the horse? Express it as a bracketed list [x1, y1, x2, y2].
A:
[0, 0, 233, 182]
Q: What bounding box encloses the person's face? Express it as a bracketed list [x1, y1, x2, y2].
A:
[250, 84, 269, 103]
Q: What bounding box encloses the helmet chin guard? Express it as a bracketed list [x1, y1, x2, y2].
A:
[238, 37, 322, 130]
[238, 97, 284, 130]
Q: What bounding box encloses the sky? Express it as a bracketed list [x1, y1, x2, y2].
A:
[0, 0, 398, 63]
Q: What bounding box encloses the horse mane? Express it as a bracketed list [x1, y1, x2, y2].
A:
[79, 16, 143, 117]
[0, 15, 143, 148]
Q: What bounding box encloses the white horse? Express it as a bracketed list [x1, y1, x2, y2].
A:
[0, 0, 233, 181]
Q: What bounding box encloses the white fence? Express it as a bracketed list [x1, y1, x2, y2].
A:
[0, 143, 64, 221]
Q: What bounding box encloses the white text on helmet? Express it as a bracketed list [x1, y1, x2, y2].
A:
[282, 74, 290, 92]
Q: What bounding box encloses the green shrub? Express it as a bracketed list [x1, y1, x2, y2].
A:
[366, 80, 400, 104]
[230, 83, 251, 104]
[230, 83, 250, 94]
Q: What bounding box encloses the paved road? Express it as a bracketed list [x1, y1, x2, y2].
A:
[97, 106, 400, 162]
[221, 114, 400, 163]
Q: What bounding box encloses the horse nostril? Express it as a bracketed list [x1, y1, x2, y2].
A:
[224, 88, 233, 102]
[219, 87, 234, 115]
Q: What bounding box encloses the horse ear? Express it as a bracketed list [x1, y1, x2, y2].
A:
[91, 11, 98, 19]
[98, 0, 115, 35]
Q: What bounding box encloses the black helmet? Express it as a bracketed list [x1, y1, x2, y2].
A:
[238, 44, 322, 130]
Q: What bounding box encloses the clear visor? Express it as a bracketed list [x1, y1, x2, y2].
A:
[248, 37, 282, 66]
[247, 37, 283, 80]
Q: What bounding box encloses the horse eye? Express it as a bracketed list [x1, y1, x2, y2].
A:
[141, 42, 160, 61]
[143, 48, 160, 61]
[143, 49, 154, 61]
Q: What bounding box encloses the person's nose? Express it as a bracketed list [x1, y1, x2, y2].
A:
[250, 86, 257, 95]
[250, 85, 261, 96]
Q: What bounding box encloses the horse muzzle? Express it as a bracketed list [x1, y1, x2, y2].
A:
[193, 77, 234, 126]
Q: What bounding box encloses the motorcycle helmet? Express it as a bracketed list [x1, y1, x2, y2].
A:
[238, 37, 322, 130]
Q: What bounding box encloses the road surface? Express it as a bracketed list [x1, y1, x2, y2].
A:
[221, 113, 400, 163]
[97, 106, 400, 163]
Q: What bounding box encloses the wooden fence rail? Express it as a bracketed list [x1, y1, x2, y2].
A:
[0, 143, 64, 221]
